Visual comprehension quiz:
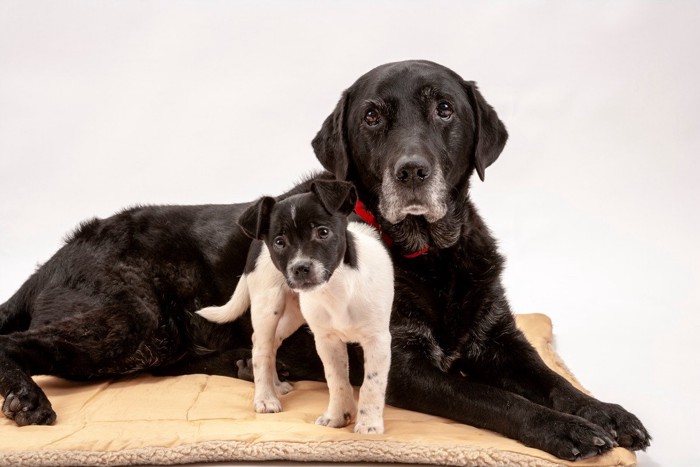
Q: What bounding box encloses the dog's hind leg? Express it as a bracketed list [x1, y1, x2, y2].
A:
[0, 298, 27, 336]
[0, 290, 168, 426]
[270, 293, 305, 396]
[250, 288, 286, 413]
[313, 334, 357, 429]
[0, 343, 56, 425]
[0, 275, 39, 335]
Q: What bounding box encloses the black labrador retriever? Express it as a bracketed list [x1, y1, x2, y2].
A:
[0, 60, 649, 461]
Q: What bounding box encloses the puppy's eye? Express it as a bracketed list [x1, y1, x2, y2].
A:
[316, 227, 330, 239]
[273, 237, 286, 249]
[364, 109, 381, 126]
[436, 101, 453, 120]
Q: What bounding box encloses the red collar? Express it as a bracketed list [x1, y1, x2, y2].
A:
[354, 200, 430, 259]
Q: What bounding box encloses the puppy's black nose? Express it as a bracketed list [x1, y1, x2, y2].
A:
[395, 155, 431, 184]
[292, 261, 312, 278]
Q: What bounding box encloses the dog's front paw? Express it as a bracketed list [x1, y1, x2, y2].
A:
[354, 407, 384, 434]
[354, 419, 384, 434]
[274, 380, 294, 396]
[2, 390, 56, 426]
[523, 412, 616, 461]
[254, 398, 282, 414]
[572, 400, 651, 451]
[315, 410, 354, 428]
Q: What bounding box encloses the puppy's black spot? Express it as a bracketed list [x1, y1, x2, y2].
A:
[244, 240, 264, 274]
[344, 231, 358, 269]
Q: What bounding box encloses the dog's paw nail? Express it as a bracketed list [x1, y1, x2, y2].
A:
[610, 429, 617, 438]
[571, 447, 581, 458]
[592, 436, 606, 446]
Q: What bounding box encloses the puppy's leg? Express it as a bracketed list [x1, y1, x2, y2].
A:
[314, 333, 357, 428]
[250, 289, 285, 413]
[354, 332, 391, 434]
[271, 295, 305, 396]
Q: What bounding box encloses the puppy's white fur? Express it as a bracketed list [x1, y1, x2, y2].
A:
[197, 222, 393, 434]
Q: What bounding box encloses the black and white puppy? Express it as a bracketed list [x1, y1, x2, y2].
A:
[197, 180, 393, 434]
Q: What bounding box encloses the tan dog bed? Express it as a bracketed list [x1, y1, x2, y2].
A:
[0, 314, 636, 466]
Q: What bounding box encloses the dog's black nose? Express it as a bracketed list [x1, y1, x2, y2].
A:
[292, 261, 312, 278]
[395, 155, 431, 184]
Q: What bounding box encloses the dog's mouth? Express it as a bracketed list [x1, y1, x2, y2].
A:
[285, 262, 331, 292]
[378, 167, 449, 224]
[286, 278, 325, 292]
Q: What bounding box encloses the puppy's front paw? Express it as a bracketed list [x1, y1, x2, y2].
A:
[254, 398, 282, 414]
[274, 380, 294, 396]
[315, 410, 354, 428]
[354, 419, 384, 434]
[354, 406, 384, 434]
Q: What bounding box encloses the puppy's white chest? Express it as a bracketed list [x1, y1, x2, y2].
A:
[300, 283, 365, 341]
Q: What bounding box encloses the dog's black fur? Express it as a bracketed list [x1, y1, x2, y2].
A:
[0, 60, 649, 460]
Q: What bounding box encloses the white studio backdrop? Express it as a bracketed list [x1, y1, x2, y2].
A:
[1, 2, 698, 466]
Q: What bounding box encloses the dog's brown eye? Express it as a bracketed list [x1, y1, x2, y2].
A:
[364, 109, 381, 126]
[317, 227, 330, 239]
[273, 237, 286, 249]
[436, 101, 453, 119]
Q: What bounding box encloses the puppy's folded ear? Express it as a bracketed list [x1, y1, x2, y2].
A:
[311, 91, 350, 180]
[463, 81, 508, 182]
[310, 180, 357, 216]
[237, 196, 276, 239]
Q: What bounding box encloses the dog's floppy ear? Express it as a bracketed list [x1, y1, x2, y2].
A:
[311, 91, 350, 180]
[310, 180, 357, 216]
[237, 196, 276, 239]
[463, 81, 508, 182]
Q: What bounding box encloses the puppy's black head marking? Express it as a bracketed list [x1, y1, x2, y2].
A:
[238, 196, 276, 240]
[239, 181, 358, 290]
[312, 60, 508, 252]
